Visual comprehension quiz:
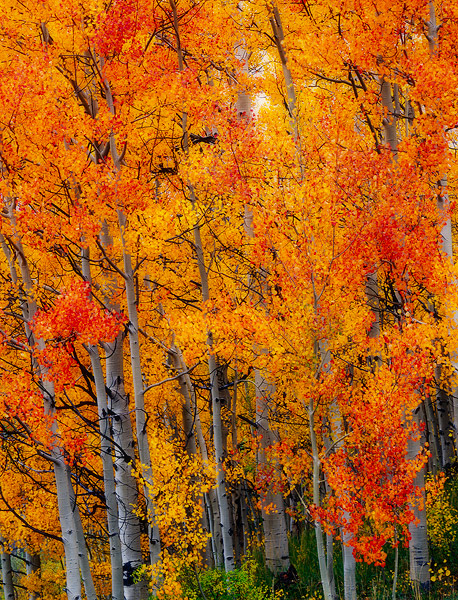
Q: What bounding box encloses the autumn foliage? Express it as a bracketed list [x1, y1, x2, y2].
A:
[0, 0, 458, 598]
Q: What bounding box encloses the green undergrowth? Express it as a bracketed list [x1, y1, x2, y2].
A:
[180, 557, 283, 600]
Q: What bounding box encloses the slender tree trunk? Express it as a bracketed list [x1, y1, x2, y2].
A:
[3, 221, 94, 600]
[195, 391, 223, 567]
[255, 368, 290, 575]
[239, 85, 290, 574]
[423, 395, 440, 473]
[105, 335, 147, 600]
[171, 348, 198, 456]
[25, 552, 40, 600]
[326, 533, 336, 600]
[435, 376, 453, 468]
[428, 1, 458, 460]
[0, 535, 14, 600]
[67, 471, 98, 600]
[170, 0, 234, 570]
[269, 3, 303, 177]
[321, 437, 337, 600]
[169, 341, 216, 566]
[407, 412, 430, 590]
[97, 221, 148, 600]
[117, 211, 161, 568]
[380, 76, 430, 590]
[52, 454, 85, 600]
[309, 392, 333, 600]
[327, 400, 356, 600]
[81, 247, 124, 600]
[96, 53, 162, 571]
[86, 344, 124, 600]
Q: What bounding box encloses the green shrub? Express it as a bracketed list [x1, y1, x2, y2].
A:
[182, 557, 282, 600]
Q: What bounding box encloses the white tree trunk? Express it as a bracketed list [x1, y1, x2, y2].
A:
[86, 344, 125, 600]
[105, 336, 147, 600]
[309, 394, 333, 600]
[117, 212, 162, 568]
[407, 412, 430, 589]
[81, 246, 124, 599]
[380, 75, 430, 590]
[193, 382, 224, 567]
[169, 0, 234, 570]
[67, 471, 98, 600]
[98, 221, 152, 598]
[328, 393, 355, 600]
[255, 369, 290, 575]
[0, 535, 14, 600]
[6, 225, 91, 600]
[25, 552, 40, 600]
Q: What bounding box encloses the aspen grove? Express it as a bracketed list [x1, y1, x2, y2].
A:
[1, 0, 458, 599]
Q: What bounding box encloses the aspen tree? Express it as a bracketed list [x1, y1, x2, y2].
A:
[170, 0, 235, 571]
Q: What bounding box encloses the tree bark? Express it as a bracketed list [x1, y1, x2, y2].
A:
[0, 535, 14, 600]
[309, 392, 333, 600]
[3, 222, 93, 600]
[81, 247, 124, 600]
[25, 552, 40, 600]
[407, 412, 430, 590]
[380, 75, 430, 591]
[117, 211, 162, 568]
[255, 369, 290, 575]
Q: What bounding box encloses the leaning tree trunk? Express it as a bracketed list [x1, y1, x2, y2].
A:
[1, 219, 96, 600]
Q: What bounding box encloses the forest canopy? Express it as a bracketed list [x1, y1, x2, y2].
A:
[0, 0, 458, 599]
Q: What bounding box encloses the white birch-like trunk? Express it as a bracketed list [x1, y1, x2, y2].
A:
[270, 3, 303, 180]
[380, 75, 430, 590]
[97, 57, 162, 569]
[98, 224, 149, 599]
[435, 379, 453, 467]
[326, 367, 355, 600]
[116, 212, 161, 568]
[170, 0, 234, 570]
[53, 455, 84, 600]
[238, 83, 291, 574]
[0, 535, 14, 600]
[435, 188, 458, 453]
[407, 412, 430, 589]
[255, 369, 290, 575]
[309, 393, 333, 600]
[193, 378, 224, 567]
[173, 342, 223, 564]
[25, 552, 40, 600]
[209, 350, 235, 571]
[86, 344, 125, 599]
[426, 1, 457, 459]
[105, 335, 147, 600]
[66, 471, 98, 600]
[25, 552, 41, 600]
[81, 247, 124, 600]
[3, 225, 92, 600]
